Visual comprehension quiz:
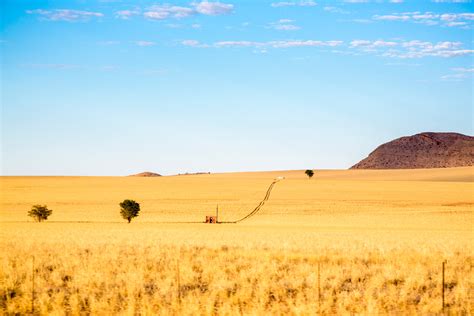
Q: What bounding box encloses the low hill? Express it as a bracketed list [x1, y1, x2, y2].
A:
[351, 132, 474, 169]
[129, 172, 162, 177]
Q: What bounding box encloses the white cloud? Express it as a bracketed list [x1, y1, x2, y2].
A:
[323, 6, 350, 14]
[144, 5, 194, 20]
[372, 40, 398, 47]
[215, 41, 260, 47]
[433, 41, 463, 49]
[401, 40, 433, 48]
[269, 19, 301, 31]
[350, 40, 397, 48]
[181, 37, 472, 59]
[193, 1, 234, 15]
[374, 14, 410, 21]
[350, 39, 473, 58]
[434, 49, 474, 57]
[373, 12, 473, 28]
[143, 11, 168, 20]
[459, 13, 474, 20]
[350, 40, 371, 47]
[271, 1, 317, 7]
[188, 39, 342, 49]
[441, 73, 468, 80]
[182, 39, 202, 47]
[269, 40, 342, 47]
[191, 23, 202, 28]
[412, 13, 438, 20]
[452, 67, 474, 72]
[135, 41, 156, 46]
[446, 21, 468, 27]
[143, 2, 232, 20]
[115, 10, 140, 19]
[440, 13, 457, 21]
[274, 24, 301, 30]
[26, 9, 103, 22]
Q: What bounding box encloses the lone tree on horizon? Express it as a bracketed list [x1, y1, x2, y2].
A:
[305, 169, 314, 179]
[120, 199, 140, 223]
[28, 205, 53, 222]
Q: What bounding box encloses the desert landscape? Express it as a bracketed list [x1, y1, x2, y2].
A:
[1, 166, 473, 314]
[2, 0, 473, 314]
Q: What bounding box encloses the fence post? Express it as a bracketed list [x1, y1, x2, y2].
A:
[32, 256, 35, 314]
[442, 260, 446, 313]
[318, 261, 321, 315]
[177, 258, 181, 307]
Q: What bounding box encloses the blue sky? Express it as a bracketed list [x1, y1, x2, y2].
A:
[1, 0, 473, 175]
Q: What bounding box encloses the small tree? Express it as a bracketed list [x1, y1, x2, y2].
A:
[28, 205, 53, 222]
[120, 199, 140, 223]
[305, 169, 314, 179]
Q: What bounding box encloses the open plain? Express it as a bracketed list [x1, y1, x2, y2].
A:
[1, 167, 473, 314]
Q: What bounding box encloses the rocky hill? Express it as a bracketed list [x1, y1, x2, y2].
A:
[351, 132, 474, 169]
[129, 172, 162, 177]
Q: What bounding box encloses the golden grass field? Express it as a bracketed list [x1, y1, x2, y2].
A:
[1, 167, 473, 315]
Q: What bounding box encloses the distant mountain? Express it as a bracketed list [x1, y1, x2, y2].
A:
[351, 132, 474, 169]
[129, 172, 162, 177]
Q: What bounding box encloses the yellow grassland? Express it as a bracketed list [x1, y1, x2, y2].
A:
[1, 167, 473, 314]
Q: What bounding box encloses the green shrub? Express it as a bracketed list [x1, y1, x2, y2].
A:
[28, 205, 53, 222]
[119, 199, 140, 223]
[305, 169, 314, 179]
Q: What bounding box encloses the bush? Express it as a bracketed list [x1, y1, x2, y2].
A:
[120, 199, 140, 223]
[28, 205, 53, 222]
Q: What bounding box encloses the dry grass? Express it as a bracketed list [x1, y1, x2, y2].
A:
[1, 167, 473, 314]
